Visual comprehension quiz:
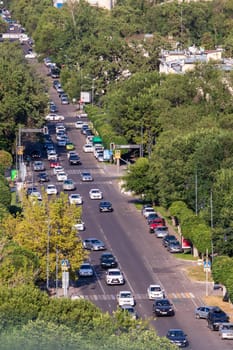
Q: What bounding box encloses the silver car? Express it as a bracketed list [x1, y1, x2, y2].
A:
[81, 171, 93, 182]
[83, 238, 105, 251]
[154, 226, 169, 238]
[219, 323, 233, 339]
[63, 179, 76, 191]
[195, 306, 215, 319]
[33, 161, 45, 171]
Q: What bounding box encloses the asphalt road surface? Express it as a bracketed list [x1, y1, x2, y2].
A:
[25, 61, 233, 350]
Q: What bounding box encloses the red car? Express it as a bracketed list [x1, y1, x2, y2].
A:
[149, 218, 165, 233]
[49, 160, 60, 168]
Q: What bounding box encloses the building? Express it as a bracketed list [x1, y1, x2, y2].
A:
[54, 0, 116, 10]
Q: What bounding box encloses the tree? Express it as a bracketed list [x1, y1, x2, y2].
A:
[1, 192, 86, 281]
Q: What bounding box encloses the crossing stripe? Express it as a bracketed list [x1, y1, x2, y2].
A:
[71, 292, 195, 301]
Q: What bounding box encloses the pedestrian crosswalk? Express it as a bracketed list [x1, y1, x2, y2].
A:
[71, 292, 195, 301]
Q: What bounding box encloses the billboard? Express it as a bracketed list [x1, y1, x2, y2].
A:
[80, 91, 91, 103]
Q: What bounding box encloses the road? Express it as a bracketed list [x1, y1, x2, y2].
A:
[26, 61, 233, 350]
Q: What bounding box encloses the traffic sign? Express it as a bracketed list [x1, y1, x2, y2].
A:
[203, 261, 211, 272]
[61, 259, 70, 271]
[115, 150, 121, 159]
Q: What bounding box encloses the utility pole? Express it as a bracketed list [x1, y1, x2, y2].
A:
[46, 221, 50, 290]
[210, 190, 214, 262]
[195, 170, 198, 215]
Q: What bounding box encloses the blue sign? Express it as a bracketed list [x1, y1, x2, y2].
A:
[203, 261, 211, 268]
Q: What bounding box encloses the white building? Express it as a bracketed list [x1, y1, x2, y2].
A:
[54, 0, 116, 10]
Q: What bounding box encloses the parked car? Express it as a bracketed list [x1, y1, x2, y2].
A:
[162, 235, 178, 247]
[219, 323, 233, 339]
[81, 124, 89, 134]
[147, 284, 165, 300]
[100, 252, 117, 269]
[83, 238, 105, 251]
[149, 217, 165, 231]
[147, 213, 160, 225]
[50, 103, 58, 113]
[152, 298, 175, 317]
[155, 226, 169, 238]
[166, 329, 188, 348]
[207, 307, 229, 331]
[63, 179, 76, 191]
[120, 305, 138, 320]
[46, 184, 58, 195]
[195, 306, 215, 319]
[69, 193, 83, 205]
[117, 291, 135, 306]
[167, 240, 183, 253]
[61, 95, 69, 104]
[80, 171, 93, 182]
[99, 201, 113, 212]
[142, 207, 156, 218]
[37, 172, 49, 183]
[78, 263, 94, 277]
[89, 188, 103, 200]
[105, 268, 124, 285]
[33, 161, 45, 171]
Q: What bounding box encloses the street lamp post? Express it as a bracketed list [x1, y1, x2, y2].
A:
[55, 228, 61, 297]
[46, 221, 50, 290]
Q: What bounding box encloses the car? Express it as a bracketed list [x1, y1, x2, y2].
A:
[44, 57, 52, 66]
[83, 238, 105, 251]
[149, 218, 166, 233]
[83, 144, 94, 153]
[63, 179, 76, 191]
[167, 240, 184, 253]
[44, 141, 54, 150]
[57, 138, 67, 147]
[207, 307, 229, 331]
[195, 306, 215, 319]
[75, 120, 84, 129]
[142, 207, 156, 218]
[162, 235, 178, 247]
[26, 186, 38, 196]
[89, 189, 103, 200]
[53, 165, 64, 175]
[61, 96, 69, 104]
[33, 161, 45, 171]
[30, 149, 41, 159]
[117, 291, 135, 306]
[69, 193, 83, 205]
[120, 305, 138, 320]
[28, 190, 42, 201]
[78, 263, 94, 277]
[56, 132, 67, 141]
[55, 124, 66, 133]
[77, 112, 88, 118]
[67, 151, 77, 159]
[147, 213, 160, 225]
[74, 219, 85, 231]
[25, 52, 37, 59]
[147, 284, 165, 300]
[46, 184, 58, 195]
[154, 226, 169, 238]
[45, 113, 64, 121]
[86, 135, 94, 144]
[81, 124, 89, 134]
[49, 160, 60, 168]
[219, 323, 233, 339]
[152, 298, 175, 317]
[166, 329, 188, 348]
[69, 154, 81, 165]
[99, 201, 113, 212]
[66, 141, 75, 151]
[100, 252, 118, 269]
[53, 80, 61, 89]
[56, 172, 68, 182]
[97, 151, 104, 162]
[80, 171, 93, 182]
[50, 103, 58, 113]
[106, 268, 124, 285]
[37, 172, 49, 183]
[56, 86, 64, 94]
[94, 147, 104, 158]
[47, 150, 58, 161]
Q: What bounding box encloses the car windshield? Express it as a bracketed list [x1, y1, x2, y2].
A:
[109, 271, 120, 276]
[81, 264, 90, 269]
[157, 300, 170, 306]
[151, 286, 161, 291]
[169, 330, 184, 337]
[82, 173, 90, 176]
[121, 293, 131, 298]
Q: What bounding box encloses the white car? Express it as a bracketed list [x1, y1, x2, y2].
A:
[86, 135, 94, 144]
[77, 112, 88, 118]
[74, 219, 85, 231]
[47, 150, 58, 161]
[56, 125, 66, 133]
[75, 120, 84, 129]
[219, 323, 233, 339]
[142, 207, 156, 218]
[89, 189, 103, 200]
[45, 113, 64, 121]
[78, 263, 94, 277]
[117, 291, 135, 306]
[56, 171, 68, 182]
[53, 165, 64, 175]
[106, 268, 124, 285]
[46, 184, 58, 195]
[25, 52, 37, 59]
[83, 144, 94, 153]
[69, 193, 83, 205]
[147, 284, 165, 300]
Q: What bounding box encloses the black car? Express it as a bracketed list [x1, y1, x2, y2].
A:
[99, 201, 113, 212]
[207, 307, 229, 330]
[166, 329, 188, 348]
[100, 252, 117, 269]
[53, 80, 61, 89]
[152, 298, 175, 317]
[38, 172, 49, 183]
[69, 154, 81, 165]
[50, 103, 58, 113]
[147, 212, 159, 224]
[162, 235, 178, 247]
[81, 124, 89, 134]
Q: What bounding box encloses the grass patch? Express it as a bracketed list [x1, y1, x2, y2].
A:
[185, 264, 213, 282]
[11, 191, 17, 206]
[174, 253, 198, 261]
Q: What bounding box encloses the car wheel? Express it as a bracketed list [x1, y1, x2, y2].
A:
[195, 313, 200, 319]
